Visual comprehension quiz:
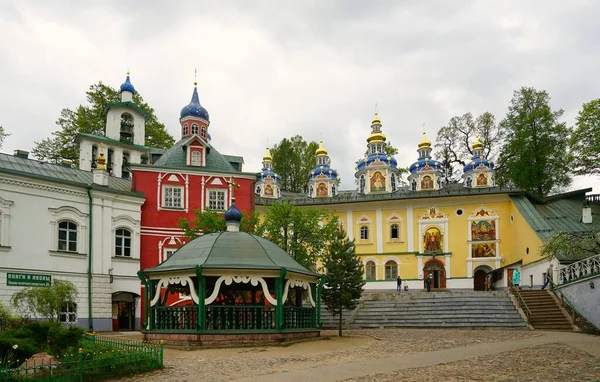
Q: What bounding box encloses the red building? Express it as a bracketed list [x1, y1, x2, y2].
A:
[130, 82, 256, 310]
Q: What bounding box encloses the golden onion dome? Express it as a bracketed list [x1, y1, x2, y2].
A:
[367, 131, 386, 143]
[372, 110, 381, 125]
[262, 147, 272, 162]
[316, 140, 328, 156]
[472, 136, 483, 150]
[418, 131, 431, 148]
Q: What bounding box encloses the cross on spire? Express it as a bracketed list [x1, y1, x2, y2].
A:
[194, 68, 197, 86]
[225, 176, 241, 200]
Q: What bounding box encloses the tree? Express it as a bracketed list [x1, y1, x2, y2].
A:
[321, 228, 364, 336]
[178, 208, 259, 239]
[11, 280, 77, 322]
[540, 231, 600, 262]
[271, 136, 319, 193]
[570, 98, 600, 175]
[257, 203, 340, 269]
[434, 112, 504, 183]
[32, 82, 175, 164]
[0, 126, 9, 149]
[496, 87, 571, 197]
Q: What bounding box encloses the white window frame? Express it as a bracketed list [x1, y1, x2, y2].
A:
[115, 228, 132, 257]
[164, 248, 177, 262]
[390, 224, 399, 240]
[60, 302, 77, 323]
[191, 151, 201, 166]
[183, 124, 189, 136]
[385, 261, 398, 280]
[162, 185, 184, 209]
[58, 220, 78, 252]
[192, 124, 199, 135]
[365, 261, 377, 280]
[0, 196, 13, 249]
[49, 206, 88, 255]
[207, 189, 227, 211]
[201, 126, 207, 138]
[359, 175, 366, 194]
[360, 225, 369, 240]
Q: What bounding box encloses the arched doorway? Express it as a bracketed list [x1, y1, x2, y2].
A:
[473, 266, 493, 291]
[111, 292, 139, 331]
[423, 259, 446, 289]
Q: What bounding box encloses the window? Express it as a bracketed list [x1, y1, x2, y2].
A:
[390, 224, 399, 240]
[331, 184, 336, 196]
[201, 126, 207, 138]
[360, 225, 369, 240]
[366, 261, 376, 280]
[385, 261, 398, 280]
[163, 186, 183, 208]
[208, 190, 226, 211]
[191, 151, 201, 166]
[411, 179, 417, 191]
[192, 124, 199, 135]
[359, 175, 366, 194]
[60, 303, 77, 323]
[391, 173, 397, 192]
[183, 124, 189, 136]
[164, 248, 177, 261]
[58, 221, 77, 252]
[115, 229, 131, 257]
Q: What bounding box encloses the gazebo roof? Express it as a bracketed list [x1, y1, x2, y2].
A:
[143, 231, 319, 277]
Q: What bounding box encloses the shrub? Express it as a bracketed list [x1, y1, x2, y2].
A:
[0, 303, 14, 331]
[0, 322, 83, 360]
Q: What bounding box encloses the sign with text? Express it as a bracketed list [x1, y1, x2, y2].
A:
[7, 272, 52, 287]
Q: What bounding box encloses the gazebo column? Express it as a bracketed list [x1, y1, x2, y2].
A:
[276, 268, 287, 330]
[311, 280, 317, 328]
[195, 266, 205, 332]
[317, 277, 326, 328]
[137, 271, 149, 331]
[149, 279, 156, 330]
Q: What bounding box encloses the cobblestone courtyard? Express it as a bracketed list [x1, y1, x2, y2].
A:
[119, 329, 600, 381]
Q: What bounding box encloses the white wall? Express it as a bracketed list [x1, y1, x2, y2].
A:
[521, 258, 559, 288]
[556, 275, 600, 330]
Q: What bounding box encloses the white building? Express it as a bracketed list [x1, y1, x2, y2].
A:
[0, 149, 144, 331]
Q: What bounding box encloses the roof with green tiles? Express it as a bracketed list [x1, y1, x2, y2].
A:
[78, 133, 150, 151]
[142, 231, 319, 277]
[0, 152, 144, 197]
[150, 138, 247, 174]
[101, 101, 150, 121]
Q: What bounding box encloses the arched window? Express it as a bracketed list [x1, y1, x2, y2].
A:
[391, 173, 397, 191]
[385, 261, 398, 280]
[191, 151, 201, 166]
[201, 126, 207, 138]
[359, 175, 366, 194]
[332, 184, 337, 196]
[411, 179, 417, 191]
[58, 221, 78, 252]
[115, 228, 131, 257]
[192, 124, 199, 135]
[366, 261, 376, 280]
[360, 225, 369, 240]
[390, 224, 399, 240]
[183, 124, 189, 136]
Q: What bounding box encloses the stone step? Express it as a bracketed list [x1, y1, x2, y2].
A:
[353, 318, 526, 325]
[360, 302, 516, 309]
[361, 301, 515, 307]
[351, 322, 528, 328]
[355, 312, 523, 318]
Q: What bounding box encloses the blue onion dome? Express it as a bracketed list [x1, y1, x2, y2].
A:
[180, 85, 210, 121]
[357, 153, 398, 171]
[463, 156, 495, 173]
[409, 157, 443, 174]
[262, 169, 281, 182]
[308, 165, 338, 180]
[120, 73, 135, 93]
[224, 201, 242, 223]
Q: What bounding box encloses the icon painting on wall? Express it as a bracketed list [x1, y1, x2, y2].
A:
[421, 175, 434, 189]
[472, 243, 496, 258]
[370, 172, 385, 192]
[317, 183, 328, 197]
[423, 227, 442, 252]
[471, 220, 496, 241]
[476, 174, 488, 186]
[265, 184, 273, 196]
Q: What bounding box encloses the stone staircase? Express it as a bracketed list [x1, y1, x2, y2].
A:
[320, 291, 528, 329]
[519, 290, 573, 331]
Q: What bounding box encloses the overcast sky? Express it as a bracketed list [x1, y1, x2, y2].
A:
[1, 0, 599, 192]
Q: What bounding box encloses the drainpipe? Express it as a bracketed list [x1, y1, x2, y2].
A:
[87, 186, 94, 331]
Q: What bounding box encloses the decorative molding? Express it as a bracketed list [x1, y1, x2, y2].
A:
[0, 178, 87, 198]
[204, 275, 277, 306]
[355, 213, 372, 225]
[150, 276, 199, 306]
[282, 279, 316, 307]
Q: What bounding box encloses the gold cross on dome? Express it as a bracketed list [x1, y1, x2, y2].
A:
[225, 176, 241, 200]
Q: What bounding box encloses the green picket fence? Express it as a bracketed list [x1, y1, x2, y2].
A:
[0, 333, 163, 382]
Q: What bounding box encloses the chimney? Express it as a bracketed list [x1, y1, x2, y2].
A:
[14, 150, 29, 159]
[582, 202, 592, 224]
[61, 159, 74, 168]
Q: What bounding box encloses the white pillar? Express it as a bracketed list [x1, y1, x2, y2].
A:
[376, 208, 383, 254]
[346, 210, 353, 241]
[407, 207, 414, 252]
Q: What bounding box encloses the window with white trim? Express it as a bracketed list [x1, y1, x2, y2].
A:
[60, 302, 77, 323]
[360, 225, 369, 240]
[191, 151, 201, 166]
[385, 261, 398, 280]
[208, 189, 226, 211]
[359, 175, 366, 193]
[164, 248, 177, 262]
[115, 228, 132, 257]
[201, 126, 207, 138]
[390, 224, 399, 240]
[163, 186, 183, 208]
[183, 124, 189, 136]
[366, 261, 376, 280]
[192, 124, 199, 135]
[58, 221, 78, 252]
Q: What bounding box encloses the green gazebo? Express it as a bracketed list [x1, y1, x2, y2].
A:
[138, 201, 323, 345]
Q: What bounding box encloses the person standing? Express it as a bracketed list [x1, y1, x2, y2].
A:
[425, 274, 432, 292]
[396, 275, 402, 292]
[541, 263, 554, 290]
[512, 268, 521, 290]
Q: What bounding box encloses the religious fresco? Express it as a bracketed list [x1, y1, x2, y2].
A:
[420, 207, 445, 220]
[476, 173, 488, 186]
[471, 220, 496, 241]
[264, 184, 273, 196]
[317, 183, 328, 197]
[423, 227, 443, 252]
[421, 175, 433, 189]
[472, 243, 496, 258]
[370, 171, 385, 191]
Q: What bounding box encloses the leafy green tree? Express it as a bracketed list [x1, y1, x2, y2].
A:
[496, 87, 571, 197]
[570, 98, 600, 175]
[11, 280, 77, 322]
[271, 136, 319, 193]
[0, 126, 9, 149]
[32, 82, 175, 164]
[179, 208, 259, 239]
[321, 228, 364, 336]
[540, 231, 600, 262]
[257, 203, 340, 269]
[435, 112, 504, 183]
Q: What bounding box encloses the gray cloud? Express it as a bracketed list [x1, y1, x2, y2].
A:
[1, 0, 599, 192]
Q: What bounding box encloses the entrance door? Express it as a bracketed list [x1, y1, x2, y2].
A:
[423, 259, 447, 289]
[118, 301, 133, 330]
[474, 269, 487, 291]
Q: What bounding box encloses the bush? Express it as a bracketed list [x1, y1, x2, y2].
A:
[0, 322, 83, 360]
[0, 303, 14, 331]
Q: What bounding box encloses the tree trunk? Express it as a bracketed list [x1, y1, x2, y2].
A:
[338, 307, 343, 337]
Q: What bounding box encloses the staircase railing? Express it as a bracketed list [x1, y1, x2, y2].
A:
[508, 280, 531, 321]
[558, 254, 600, 285]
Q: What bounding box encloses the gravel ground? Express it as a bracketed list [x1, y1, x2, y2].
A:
[346, 343, 600, 382]
[115, 329, 549, 381]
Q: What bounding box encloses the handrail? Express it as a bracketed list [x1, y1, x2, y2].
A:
[508, 280, 531, 320]
[558, 253, 600, 285]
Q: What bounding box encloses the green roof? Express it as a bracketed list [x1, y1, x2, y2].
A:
[101, 101, 151, 121]
[78, 133, 150, 151]
[0, 152, 144, 197]
[151, 138, 244, 173]
[143, 231, 318, 277]
[222, 155, 244, 164]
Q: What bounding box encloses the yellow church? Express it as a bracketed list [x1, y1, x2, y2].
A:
[255, 112, 599, 291]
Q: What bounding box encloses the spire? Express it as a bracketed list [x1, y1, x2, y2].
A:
[372, 104, 381, 125]
[194, 68, 198, 86]
[418, 123, 431, 149]
[316, 140, 328, 156]
[473, 125, 483, 150]
[263, 146, 272, 162]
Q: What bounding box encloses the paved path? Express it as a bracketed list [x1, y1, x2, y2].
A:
[233, 331, 600, 382]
